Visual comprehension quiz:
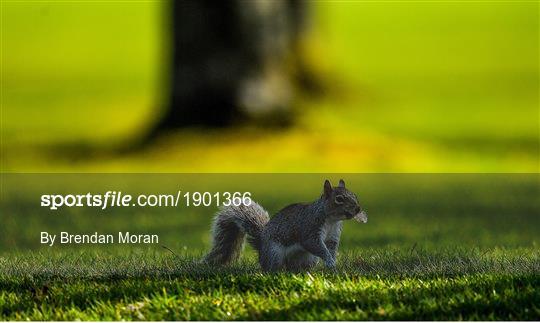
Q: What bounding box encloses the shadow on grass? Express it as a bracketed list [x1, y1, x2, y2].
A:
[255, 273, 539, 320]
[1, 248, 538, 306]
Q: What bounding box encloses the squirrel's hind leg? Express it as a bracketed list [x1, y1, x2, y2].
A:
[259, 241, 285, 272]
[285, 251, 318, 272]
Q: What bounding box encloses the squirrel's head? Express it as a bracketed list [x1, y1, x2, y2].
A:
[322, 179, 367, 223]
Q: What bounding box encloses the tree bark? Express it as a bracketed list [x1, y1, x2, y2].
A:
[149, 0, 306, 135]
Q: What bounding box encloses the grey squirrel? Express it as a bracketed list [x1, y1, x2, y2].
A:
[203, 179, 367, 271]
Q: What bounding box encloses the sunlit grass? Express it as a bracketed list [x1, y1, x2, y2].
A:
[1, 2, 538, 171]
[1, 250, 538, 320]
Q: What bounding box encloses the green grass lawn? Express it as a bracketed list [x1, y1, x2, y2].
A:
[1, 250, 538, 320]
[1, 174, 539, 319]
[1, 1, 538, 172]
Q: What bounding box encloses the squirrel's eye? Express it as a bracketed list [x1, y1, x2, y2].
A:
[335, 195, 344, 204]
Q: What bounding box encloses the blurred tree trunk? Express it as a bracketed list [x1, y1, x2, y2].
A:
[149, 0, 307, 135]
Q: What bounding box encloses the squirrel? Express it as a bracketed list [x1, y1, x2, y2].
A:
[203, 179, 367, 271]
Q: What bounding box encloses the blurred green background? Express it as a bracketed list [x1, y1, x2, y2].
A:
[1, 1, 538, 172]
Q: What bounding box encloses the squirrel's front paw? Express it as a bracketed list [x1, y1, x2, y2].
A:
[324, 258, 337, 269]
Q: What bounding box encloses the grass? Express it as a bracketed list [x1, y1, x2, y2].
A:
[1, 1, 538, 172]
[1, 250, 539, 320]
[1, 174, 539, 319]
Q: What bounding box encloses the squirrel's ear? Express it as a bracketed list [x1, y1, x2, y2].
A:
[338, 179, 346, 188]
[323, 180, 333, 198]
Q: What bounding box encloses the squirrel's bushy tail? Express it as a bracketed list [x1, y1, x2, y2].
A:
[203, 201, 269, 265]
